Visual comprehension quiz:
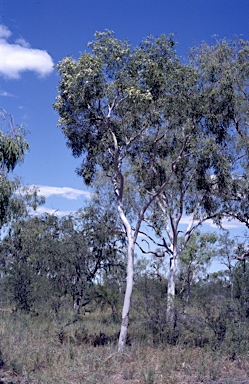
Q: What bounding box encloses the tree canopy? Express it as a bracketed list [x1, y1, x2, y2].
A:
[54, 31, 249, 349]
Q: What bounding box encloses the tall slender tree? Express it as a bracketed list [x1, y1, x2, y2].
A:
[54, 31, 195, 350]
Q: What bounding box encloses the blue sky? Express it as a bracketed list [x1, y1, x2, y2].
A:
[0, 0, 249, 234]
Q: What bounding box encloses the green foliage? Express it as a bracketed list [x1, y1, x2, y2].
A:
[0, 108, 29, 229]
[232, 260, 249, 318]
[0, 201, 126, 314]
[178, 231, 218, 301]
[189, 38, 249, 222]
[0, 130, 28, 174]
[54, 31, 180, 188]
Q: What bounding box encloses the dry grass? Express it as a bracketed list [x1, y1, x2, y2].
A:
[0, 310, 248, 384]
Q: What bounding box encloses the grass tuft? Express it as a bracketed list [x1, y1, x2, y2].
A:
[0, 310, 248, 383]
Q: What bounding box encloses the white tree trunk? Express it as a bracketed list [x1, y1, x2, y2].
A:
[117, 205, 135, 352]
[166, 247, 178, 322]
[118, 238, 135, 351]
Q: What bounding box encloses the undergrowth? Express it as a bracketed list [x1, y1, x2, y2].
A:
[0, 308, 248, 384]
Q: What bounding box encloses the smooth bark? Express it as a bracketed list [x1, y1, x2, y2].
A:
[118, 227, 135, 351]
[166, 248, 178, 322]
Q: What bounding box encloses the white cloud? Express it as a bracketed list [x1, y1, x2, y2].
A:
[0, 90, 14, 97]
[179, 215, 244, 230]
[0, 25, 11, 39]
[179, 216, 195, 226]
[15, 38, 30, 48]
[33, 206, 74, 217]
[206, 218, 243, 230]
[0, 24, 54, 79]
[34, 185, 92, 200]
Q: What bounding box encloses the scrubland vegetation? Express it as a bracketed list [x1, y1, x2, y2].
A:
[0, 223, 249, 384]
[1, 31, 249, 382]
[0, 280, 249, 384]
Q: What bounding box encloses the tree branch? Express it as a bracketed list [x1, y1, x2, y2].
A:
[233, 251, 249, 261]
[135, 239, 165, 257]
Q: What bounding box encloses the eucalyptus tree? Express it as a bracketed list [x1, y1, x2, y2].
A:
[134, 37, 249, 320]
[192, 38, 249, 228]
[54, 31, 249, 347]
[0, 108, 29, 229]
[54, 31, 193, 350]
